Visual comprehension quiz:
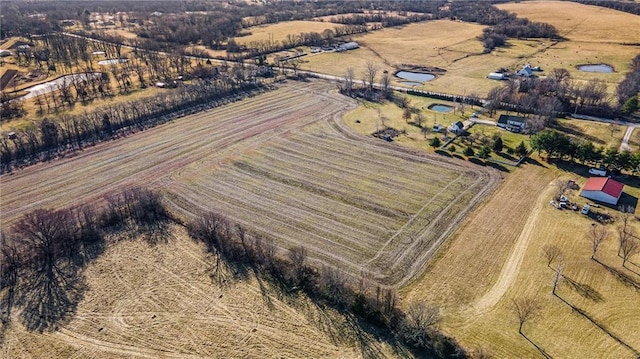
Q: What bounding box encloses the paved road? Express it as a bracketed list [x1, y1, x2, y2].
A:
[569, 114, 639, 152]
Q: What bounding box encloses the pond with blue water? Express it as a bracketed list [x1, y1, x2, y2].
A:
[428, 104, 453, 113]
[395, 71, 435, 84]
[577, 64, 614, 73]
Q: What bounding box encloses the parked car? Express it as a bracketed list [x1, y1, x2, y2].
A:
[588, 168, 607, 176]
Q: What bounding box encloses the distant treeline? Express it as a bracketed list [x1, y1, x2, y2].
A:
[484, 55, 640, 123]
[2, 0, 559, 56]
[447, 2, 560, 51]
[563, 0, 640, 15]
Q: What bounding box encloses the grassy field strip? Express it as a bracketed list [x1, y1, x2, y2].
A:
[173, 181, 382, 264]
[234, 158, 413, 219]
[168, 183, 371, 268]
[195, 172, 384, 248]
[472, 179, 553, 314]
[271, 137, 466, 201]
[388, 176, 481, 271]
[364, 174, 465, 267]
[213, 166, 395, 239]
[275, 133, 460, 186]
[388, 175, 491, 286]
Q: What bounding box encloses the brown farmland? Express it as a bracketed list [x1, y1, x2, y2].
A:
[0, 80, 499, 285]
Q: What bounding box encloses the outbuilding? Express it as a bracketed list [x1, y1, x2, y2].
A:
[580, 177, 624, 206]
[487, 72, 505, 80]
[336, 42, 359, 52]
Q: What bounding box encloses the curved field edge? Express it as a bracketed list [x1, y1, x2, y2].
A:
[1, 79, 500, 287]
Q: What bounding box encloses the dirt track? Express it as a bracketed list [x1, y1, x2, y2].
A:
[472, 180, 555, 313]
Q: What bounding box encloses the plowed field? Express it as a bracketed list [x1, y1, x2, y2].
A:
[1, 80, 499, 285]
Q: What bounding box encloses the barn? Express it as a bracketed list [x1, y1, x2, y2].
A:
[580, 177, 624, 205]
[336, 42, 359, 52]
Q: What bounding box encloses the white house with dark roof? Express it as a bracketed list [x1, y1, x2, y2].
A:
[517, 64, 533, 77]
[497, 115, 527, 133]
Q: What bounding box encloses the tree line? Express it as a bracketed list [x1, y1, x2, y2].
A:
[447, 2, 560, 52]
[0, 188, 168, 335]
[187, 211, 466, 358]
[0, 74, 266, 174]
[485, 55, 640, 126]
[1, 189, 467, 357]
[530, 129, 640, 174]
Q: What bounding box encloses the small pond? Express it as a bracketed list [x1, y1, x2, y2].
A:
[22, 73, 102, 99]
[395, 70, 435, 83]
[577, 64, 614, 73]
[428, 104, 453, 113]
[98, 58, 128, 65]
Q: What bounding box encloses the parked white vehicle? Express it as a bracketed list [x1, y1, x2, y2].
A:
[588, 168, 607, 176]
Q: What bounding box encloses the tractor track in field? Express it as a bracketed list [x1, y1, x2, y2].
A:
[2, 79, 500, 288]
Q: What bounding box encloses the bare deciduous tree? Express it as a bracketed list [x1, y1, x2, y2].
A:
[552, 258, 565, 295]
[512, 297, 540, 335]
[617, 205, 635, 256]
[542, 245, 563, 268]
[587, 223, 608, 260]
[621, 236, 639, 268]
[343, 68, 355, 95]
[320, 265, 348, 305]
[288, 245, 307, 285]
[406, 301, 441, 329]
[364, 61, 378, 95]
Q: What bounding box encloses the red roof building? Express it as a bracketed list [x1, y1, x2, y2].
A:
[580, 177, 624, 205]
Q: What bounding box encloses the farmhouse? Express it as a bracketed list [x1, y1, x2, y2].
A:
[497, 114, 527, 133]
[448, 121, 465, 134]
[517, 64, 533, 77]
[580, 177, 624, 205]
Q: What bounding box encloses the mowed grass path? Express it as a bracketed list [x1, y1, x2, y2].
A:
[404, 161, 640, 358]
[1, 80, 498, 285]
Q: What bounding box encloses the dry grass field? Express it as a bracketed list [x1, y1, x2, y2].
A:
[1, 225, 391, 358]
[236, 21, 338, 45]
[1, 80, 498, 287]
[497, 1, 640, 44]
[403, 160, 640, 358]
[497, 1, 640, 85]
[300, 3, 639, 97]
[301, 20, 508, 96]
